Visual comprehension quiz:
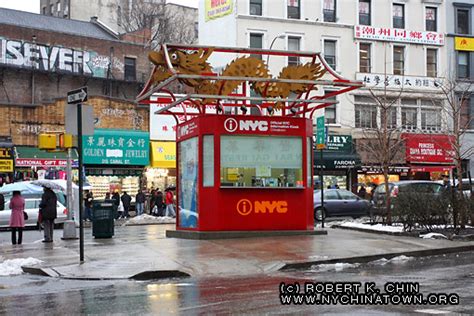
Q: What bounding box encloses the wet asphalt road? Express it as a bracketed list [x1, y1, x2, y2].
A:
[0, 251, 472, 315]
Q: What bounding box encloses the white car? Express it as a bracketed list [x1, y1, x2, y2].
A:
[0, 198, 68, 228]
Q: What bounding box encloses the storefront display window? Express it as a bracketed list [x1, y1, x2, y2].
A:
[220, 135, 303, 188]
[87, 175, 140, 200]
[178, 137, 199, 228]
[145, 168, 176, 191]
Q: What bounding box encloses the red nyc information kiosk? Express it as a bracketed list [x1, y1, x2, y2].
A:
[136, 44, 362, 234]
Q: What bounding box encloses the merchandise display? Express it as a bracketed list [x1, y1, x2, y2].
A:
[87, 175, 140, 199]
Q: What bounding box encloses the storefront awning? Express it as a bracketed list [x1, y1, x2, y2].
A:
[15, 146, 78, 168]
[314, 151, 361, 170]
[150, 141, 176, 168]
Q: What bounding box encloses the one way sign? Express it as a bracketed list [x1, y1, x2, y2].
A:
[67, 87, 88, 104]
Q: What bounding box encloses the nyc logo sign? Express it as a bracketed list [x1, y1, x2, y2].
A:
[236, 199, 288, 216]
[224, 118, 268, 133]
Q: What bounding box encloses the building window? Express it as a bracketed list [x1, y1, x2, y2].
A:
[250, 0, 262, 16]
[385, 108, 397, 129]
[287, 0, 300, 19]
[458, 52, 470, 79]
[324, 92, 336, 124]
[355, 96, 377, 129]
[393, 3, 405, 29]
[460, 96, 473, 129]
[401, 107, 417, 131]
[456, 9, 470, 34]
[393, 46, 405, 75]
[359, 0, 371, 25]
[359, 43, 371, 73]
[323, 0, 336, 22]
[323, 40, 336, 70]
[421, 109, 441, 131]
[288, 36, 300, 66]
[57, 1, 61, 12]
[42, 6, 46, 14]
[425, 7, 437, 32]
[117, 5, 122, 26]
[50, 4, 54, 14]
[426, 49, 437, 77]
[124, 57, 136, 81]
[249, 33, 263, 59]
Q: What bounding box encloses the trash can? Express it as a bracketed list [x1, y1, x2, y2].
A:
[92, 200, 115, 238]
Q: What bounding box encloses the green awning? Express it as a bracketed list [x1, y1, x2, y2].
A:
[15, 146, 78, 159]
[314, 151, 361, 170]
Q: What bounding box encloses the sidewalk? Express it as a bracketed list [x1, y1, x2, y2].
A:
[1, 225, 473, 280]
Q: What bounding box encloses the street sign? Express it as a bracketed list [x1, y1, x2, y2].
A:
[65, 104, 94, 136]
[67, 87, 88, 104]
[316, 116, 325, 149]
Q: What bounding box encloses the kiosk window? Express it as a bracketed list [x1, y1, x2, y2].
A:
[220, 135, 303, 188]
[203, 135, 214, 187]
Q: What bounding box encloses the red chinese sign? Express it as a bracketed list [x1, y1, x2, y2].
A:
[403, 134, 454, 164]
[355, 25, 444, 46]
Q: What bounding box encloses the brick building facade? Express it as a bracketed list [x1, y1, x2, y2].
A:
[0, 7, 152, 146]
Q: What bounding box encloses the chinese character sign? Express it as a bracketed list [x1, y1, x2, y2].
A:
[82, 130, 150, 165]
[354, 25, 444, 46]
[356, 73, 442, 90]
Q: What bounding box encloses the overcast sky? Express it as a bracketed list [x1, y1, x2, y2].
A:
[0, 0, 198, 14]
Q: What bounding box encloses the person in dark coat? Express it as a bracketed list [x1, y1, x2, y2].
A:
[84, 190, 94, 221]
[39, 187, 57, 243]
[112, 191, 120, 219]
[135, 190, 145, 216]
[0, 193, 4, 211]
[155, 190, 164, 216]
[121, 192, 132, 218]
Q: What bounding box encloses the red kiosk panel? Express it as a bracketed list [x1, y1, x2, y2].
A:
[176, 115, 314, 231]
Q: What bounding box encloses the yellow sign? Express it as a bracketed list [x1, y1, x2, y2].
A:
[0, 159, 13, 172]
[0, 148, 12, 159]
[227, 174, 239, 181]
[150, 142, 176, 168]
[316, 144, 326, 150]
[455, 37, 474, 52]
[236, 199, 288, 216]
[205, 0, 233, 22]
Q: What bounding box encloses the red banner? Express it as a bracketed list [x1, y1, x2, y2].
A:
[403, 134, 455, 164]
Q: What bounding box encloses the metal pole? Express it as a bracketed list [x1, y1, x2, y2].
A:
[320, 149, 324, 228]
[77, 102, 84, 262]
[62, 147, 77, 239]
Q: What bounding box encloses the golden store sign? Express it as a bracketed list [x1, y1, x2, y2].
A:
[0, 159, 13, 172]
[455, 37, 474, 52]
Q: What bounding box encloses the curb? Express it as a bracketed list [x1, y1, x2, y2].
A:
[279, 244, 474, 271]
[166, 229, 328, 240]
[22, 266, 191, 281]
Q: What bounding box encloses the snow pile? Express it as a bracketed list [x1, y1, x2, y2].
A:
[315, 217, 368, 228]
[0, 258, 43, 276]
[312, 262, 360, 272]
[370, 255, 413, 265]
[338, 222, 404, 233]
[420, 232, 448, 240]
[125, 214, 176, 225]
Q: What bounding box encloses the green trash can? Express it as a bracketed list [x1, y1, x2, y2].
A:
[92, 200, 115, 238]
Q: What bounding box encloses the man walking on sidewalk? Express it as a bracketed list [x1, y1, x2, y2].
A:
[135, 190, 145, 216]
[121, 191, 132, 218]
[165, 188, 176, 218]
[39, 186, 57, 243]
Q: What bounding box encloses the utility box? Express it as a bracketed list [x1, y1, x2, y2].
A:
[38, 134, 57, 150]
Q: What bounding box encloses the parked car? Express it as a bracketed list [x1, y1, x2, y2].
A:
[313, 189, 372, 221]
[371, 180, 445, 216]
[0, 196, 68, 228]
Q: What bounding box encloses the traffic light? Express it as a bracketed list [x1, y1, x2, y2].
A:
[59, 134, 73, 148]
[38, 134, 57, 150]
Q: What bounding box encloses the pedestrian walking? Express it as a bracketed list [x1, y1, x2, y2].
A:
[112, 191, 120, 219]
[135, 189, 145, 216]
[39, 186, 57, 243]
[105, 192, 111, 200]
[121, 191, 132, 218]
[155, 189, 165, 216]
[165, 188, 176, 218]
[9, 191, 25, 245]
[84, 190, 94, 221]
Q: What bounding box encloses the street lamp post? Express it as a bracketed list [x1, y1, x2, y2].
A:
[266, 34, 286, 65]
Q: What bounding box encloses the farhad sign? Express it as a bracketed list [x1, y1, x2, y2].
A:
[0, 37, 124, 78]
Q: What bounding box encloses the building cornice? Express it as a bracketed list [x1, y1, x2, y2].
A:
[237, 14, 354, 30]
